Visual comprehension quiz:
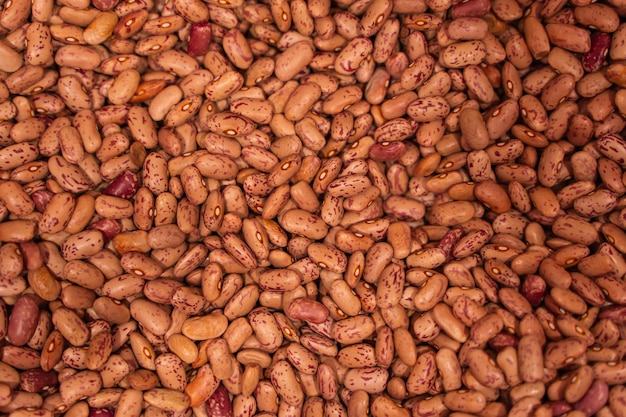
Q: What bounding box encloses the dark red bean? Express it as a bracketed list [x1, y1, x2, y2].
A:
[520, 274, 546, 307]
[582, 32, 611, 73]
[89, 409, 114, 417]
[188, 22, 212, 57]
[20, 368, 58, 393]
[488, 332, 519, 351]
[206, 384, 233, 417]
[103, 171, 139, 199]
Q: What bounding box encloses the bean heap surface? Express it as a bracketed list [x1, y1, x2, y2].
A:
[2, 0, 626, 416]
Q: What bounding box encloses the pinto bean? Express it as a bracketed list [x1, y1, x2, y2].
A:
[0, 0, 625, 414]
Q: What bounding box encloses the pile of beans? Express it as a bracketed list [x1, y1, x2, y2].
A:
[2, 0, 626, 415]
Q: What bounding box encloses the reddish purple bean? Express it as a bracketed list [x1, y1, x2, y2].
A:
[19, 241, 44, 271]
[488, 333, 519, 351]
[89, 409, 114, 417]
[573, 379, 609, 417]
[20, 368, 58, 392]
[31, 190, 54, 212]
[599, 305, 626, 323]
[103, 171, 139, 199]
[450, 0, 491, 18]
[188, 22, 212, 57]
[582, 32, 611, 73]
[87, 218, 121, 241]
[520, 275, 547, 307]
[286, 298, 330, 324]
[550, 401, 572, 417]
[369, 142, 407, 161]
[206, 384, 233, 417]
[7, 294, 40, 346]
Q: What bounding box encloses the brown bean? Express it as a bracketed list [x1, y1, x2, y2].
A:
[7, 295, 40, 347]
[1, 0, 626, 413]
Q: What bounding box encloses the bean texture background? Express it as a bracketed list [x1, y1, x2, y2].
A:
[2, 0, 626, 416]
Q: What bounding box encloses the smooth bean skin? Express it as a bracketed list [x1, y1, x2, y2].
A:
[7, 295, 39, 347]
[1, 0, 626, 416]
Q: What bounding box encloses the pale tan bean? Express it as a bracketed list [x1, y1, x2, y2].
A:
[448, 17, 488, 40]
[59, 371, 102, 407]
[55, 45, 102, 70]
[51, 307, 89, 347]
[466, 349, 507, 389]
[0, 143, 39, 171]
[94, 195, 134, 219]
[194, 153, 239, 180]
[222, 29, 253, 70]
[270, 360, 304, 406]
[544, 338, 587, 370]
[440, 41, 487, 68]
[129, 299, 171, 337]
[257, 268, 301, 292]
[0, 40, 24, 72]
[143, 388, 190, 413]
[545, 22, 591, 54]
[344, 367, 389, 394]
[274, 41, 315, 82]
[47, 155, 92, 193]
[433, 303, 469, 343]
[329, 314, 374, 345]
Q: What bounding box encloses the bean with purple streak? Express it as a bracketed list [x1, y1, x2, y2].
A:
[31, 190, 54, 213]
